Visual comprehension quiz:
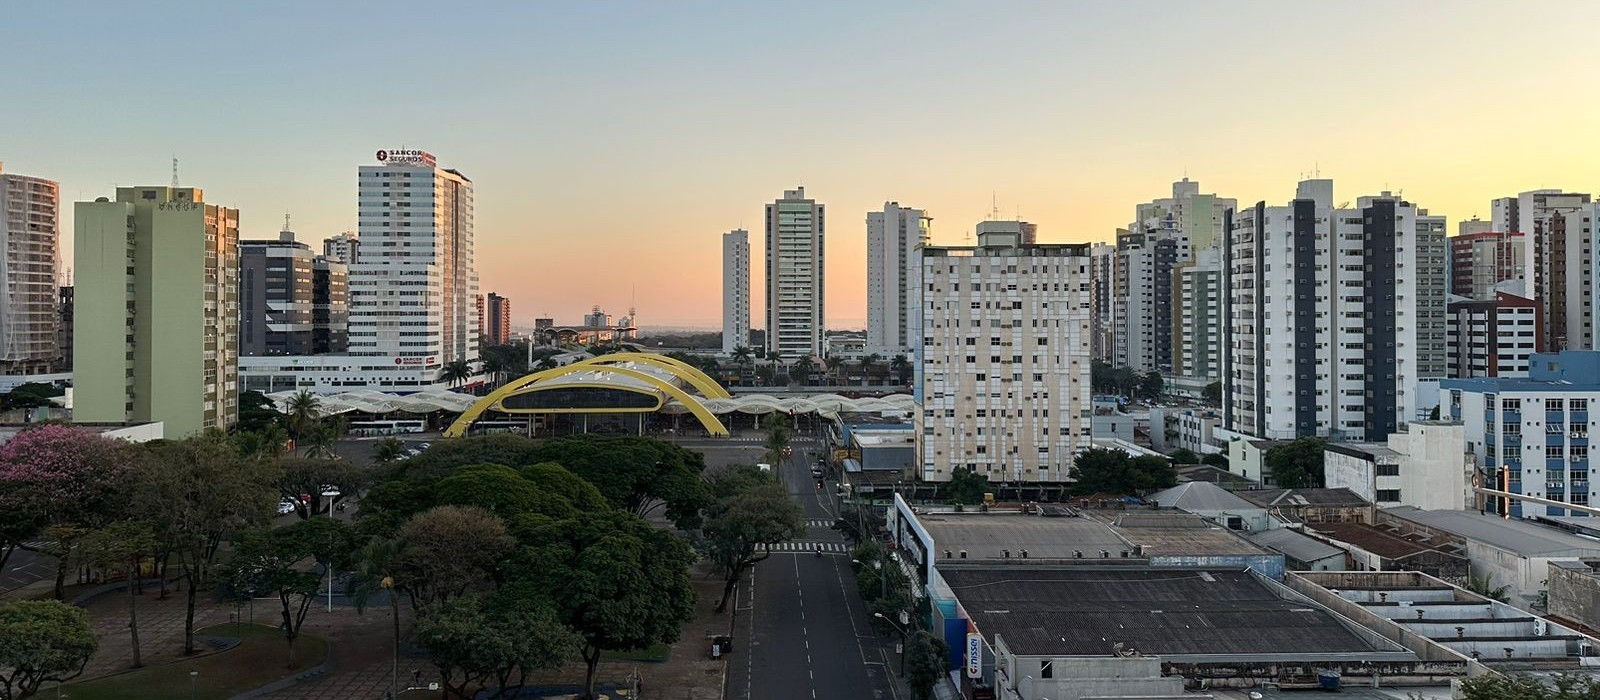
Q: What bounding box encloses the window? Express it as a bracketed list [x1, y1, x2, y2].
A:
[1375, 463, 1400, 477]
[1040, 660, 1053, 679]
[1376, 489, 1401, 502]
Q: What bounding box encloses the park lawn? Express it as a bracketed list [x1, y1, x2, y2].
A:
[602, 643, 670, 663]
[66, 623, 328, 700]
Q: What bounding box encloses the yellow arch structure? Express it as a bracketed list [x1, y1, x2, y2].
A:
[443, 360, 729, 438]
[570, 352, 732, 399]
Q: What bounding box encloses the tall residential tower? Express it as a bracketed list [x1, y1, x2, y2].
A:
[722, 229, 750, 354]
[865, 202, 928, 357]
[0, 164, 60, 374]
[74, 186, 239, 435]
[765, 188, 824, 360]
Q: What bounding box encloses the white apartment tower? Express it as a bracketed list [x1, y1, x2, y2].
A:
[1089, 243, 1115, 361]
[323, 231, 360, 265]
[919, 229, 1093, 484]
[1134, 178, 1236, 254]
[1492, 189, 1592, 350]
[350, 149, 478, 386]
[721, 229, 750, 354]
[1224, 180, 1442, 442]
[765, 187, 825, 360]
[866, 202, 929, 357]
[1112, 226, 1188, 373]
[0, 164, 60, 374]
[1174, 248, 1224, 382]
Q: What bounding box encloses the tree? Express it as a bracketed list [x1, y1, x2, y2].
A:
[1264, 436, 1328, 488]
[890, 354, 913, 386]
[527, 436, 712, 530]
[754, 364, 775, 387]
[761, 413, 791, 467]
[515, 512, 696, 700]
[219, 518, 353, 667]
[699, 476, 803, 612]
[1139, 371, 1165, 400]
[345, 535, 404, 692]
[236, 390, 284, 434]
[435, 464, 578, 521]
[414, 590, 573, 700]
[905, 630, 950, 700]
[1167, 448, 1201, 465]
[732, 345, 753, 368]
[0, 425, 133, 599]
[1465, 572, 1511, 603]
[79, 522, 157, 668]
[1202, 381, 1222, 406]
[234, 421, 289, 459]
[373, 437, 407, 465]
[0, 600, 98, 700]
[1069, 447, 1177, 496]
[276, 457, 365, 520]
[299, 418, 345, 460]
[394, 506, 514, 611]
[859, 354, 883, 385]
[129, 437, 278, 654]
[284, 390, 323, 441]
[1201, 453, 1229, 468]
[441, 360, 474, 389]
[788, 358, 811, 386]
[1452, 673, 1600, 700]
[942, 467, 988, 506]
[481, 353, 509, 389]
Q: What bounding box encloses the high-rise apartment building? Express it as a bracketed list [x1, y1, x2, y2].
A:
[1446, 292, 1540, 378]
[765, 187, 824, 360]
[323, 231, 359, 264]
[74, 186, 239, 435]
[1534, 202, 1598, 351]
[866, 202, 929, 357]
[1173, 248, 1224, 383]
[350, 149, 478, 382]
[240, 225, 348, 356]
[1133, 178, 1236, 254]
[1445, 351, 1600, 517]
[1088, 243, 1115, 361]
[55, 285, 72, 372]
[1415, 211, 1449, 380]
[0, 165, 60, 374]
[722, 229, 750, 354]
[1449, 231, 1525, 299]
[1224, 180, 1440, 443]
[919, 229, 1092, 484]
[483, 292, 511, 347]
[1112, 226, 1188, 373]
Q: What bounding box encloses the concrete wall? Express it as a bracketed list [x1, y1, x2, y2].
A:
[996, 640, 1184, 700]
[1550, 561, 1600, 630]
[1283, 573, 1472, 665]
[73, 200, 133, 424]
[1148, 554, 1285, 580]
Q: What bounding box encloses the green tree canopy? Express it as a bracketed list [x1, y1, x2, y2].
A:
[1069, 447, 1177, 496]
[511, 511, 696, 700]
[414, 590, 574, 700]
[905, 630, 951, 700]
[435, 464, 578, 521]
[942, 467, 988, 506]
[1453, 673, 1600, 700]
[1167, 448, 1201, 465]
[526, 436, 711, 530]
[1202, 381, 1222, 406]
[0, 600, 99, 700]
[275, 456, 366, 519]
[394, 505, 515, 611]
[699, 474, 803, 611]
[1264, 436, 1327, 488]
[219, 518, 354, 667]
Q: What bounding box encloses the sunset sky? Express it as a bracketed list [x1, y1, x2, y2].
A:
[5, 1, 1599, 328]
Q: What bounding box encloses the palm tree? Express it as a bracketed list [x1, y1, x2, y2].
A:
[285, 390, 322, 440]
[481, 353, 508, 388]
[733, 345, 753, 367]
[302, 421, 341, 460]
[858, 354, 883, 386]
[441, 359, 473, 389]
[372, 437, 406, 465]
[890, 354, 913, 386]
[788, 358, 812, 386]
[347, 537, 404, 696]
[536, 356, 560, 372]
[825, 356, 845, 385]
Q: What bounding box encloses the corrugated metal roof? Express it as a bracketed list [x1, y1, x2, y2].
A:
[1247, 528, 1345, 564]
[1148, 481, 1264, 514]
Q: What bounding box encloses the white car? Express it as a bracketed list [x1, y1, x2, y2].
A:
[757, 463, 771, 473]
[277, 500, 297, 515]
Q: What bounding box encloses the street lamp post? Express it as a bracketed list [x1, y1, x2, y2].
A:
[189, 671, 198, 700]
[323, 488, 340, 612]
[381, 576, 398, 695]
[872, 612, 909, 675]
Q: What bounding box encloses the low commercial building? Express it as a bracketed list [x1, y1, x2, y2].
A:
[1147, 481, 1273, 531]
[1382, 506, 1600, 604]
[1304, 522, 1469, 580]
[1548, 560, 1600, 632]
[1324, 421, 1472, 511]
[1236, 488, 1372, 524]
[1150, 406, 1223, 455]
[1246, 527, 1348, 571]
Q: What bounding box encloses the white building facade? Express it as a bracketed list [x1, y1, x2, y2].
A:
[1112, 226, 1188, 373]
[765, 187, 824, 360]
[1224, 180, 1440, 442]
[0, 165, 60, 374]
[918, 232, 1093, 484]
[721, 229, 749, 354]
[323, 231, 360, 265]
[865, 202, 928, 357]
[1174, 247, 1224, 384]
[1324, 421, 1472, 511]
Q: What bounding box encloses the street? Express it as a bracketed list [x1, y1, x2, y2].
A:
[1, 544, 54, 594]
[725, 437, 899, 700]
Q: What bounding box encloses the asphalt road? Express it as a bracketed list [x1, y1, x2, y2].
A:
[1, 545, 55, 594]
[729, 438, 898, 700]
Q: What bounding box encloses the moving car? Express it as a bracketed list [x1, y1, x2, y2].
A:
[757, 463, 771, 472]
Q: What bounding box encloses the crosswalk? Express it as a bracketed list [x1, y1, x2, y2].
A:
[770, 541, 848, 553]
[805, 519, 835, 528]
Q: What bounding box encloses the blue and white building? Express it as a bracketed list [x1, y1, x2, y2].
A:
[1445, 351, 1600, 517]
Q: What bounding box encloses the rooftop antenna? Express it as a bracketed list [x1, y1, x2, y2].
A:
[1314, 161, 1320, 179]
[990, 192, 1000, 221]
[283, 212, 292, 233]
[171, 156, 179, 187]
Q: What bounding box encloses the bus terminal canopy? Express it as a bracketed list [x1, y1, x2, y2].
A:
[266, 387, 479, 416]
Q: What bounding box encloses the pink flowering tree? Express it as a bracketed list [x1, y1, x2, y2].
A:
[0, 425, 132, 598]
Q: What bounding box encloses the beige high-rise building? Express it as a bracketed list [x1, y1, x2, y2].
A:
[765, 187, 825, 360]
[74, 186, 239, 435]
[919, 229, 1093, 484]
[0, 164, 61, 374]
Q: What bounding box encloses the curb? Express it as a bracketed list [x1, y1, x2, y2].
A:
[226, 648, 331, 700]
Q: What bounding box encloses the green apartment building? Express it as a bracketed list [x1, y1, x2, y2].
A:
[74, 186, 239, 436]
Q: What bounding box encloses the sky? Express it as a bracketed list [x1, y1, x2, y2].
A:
[4, 1, 1600, 329]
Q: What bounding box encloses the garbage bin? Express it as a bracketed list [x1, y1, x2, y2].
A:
[712, 634, 733, 658]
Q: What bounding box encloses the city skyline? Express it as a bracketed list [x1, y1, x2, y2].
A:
[6, 1, 1600, 327]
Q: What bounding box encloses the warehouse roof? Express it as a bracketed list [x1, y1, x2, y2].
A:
[943, 567, 1406, 659]
[1248, 528, 1346, 565]
[1148, 481, 1263, 513]
[1239, 488, 1370, 508]
[1387, 507, 1600, 558]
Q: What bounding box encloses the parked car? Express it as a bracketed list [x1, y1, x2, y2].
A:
[757, 463, 771, 473]
[277, 500, 297, 515]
